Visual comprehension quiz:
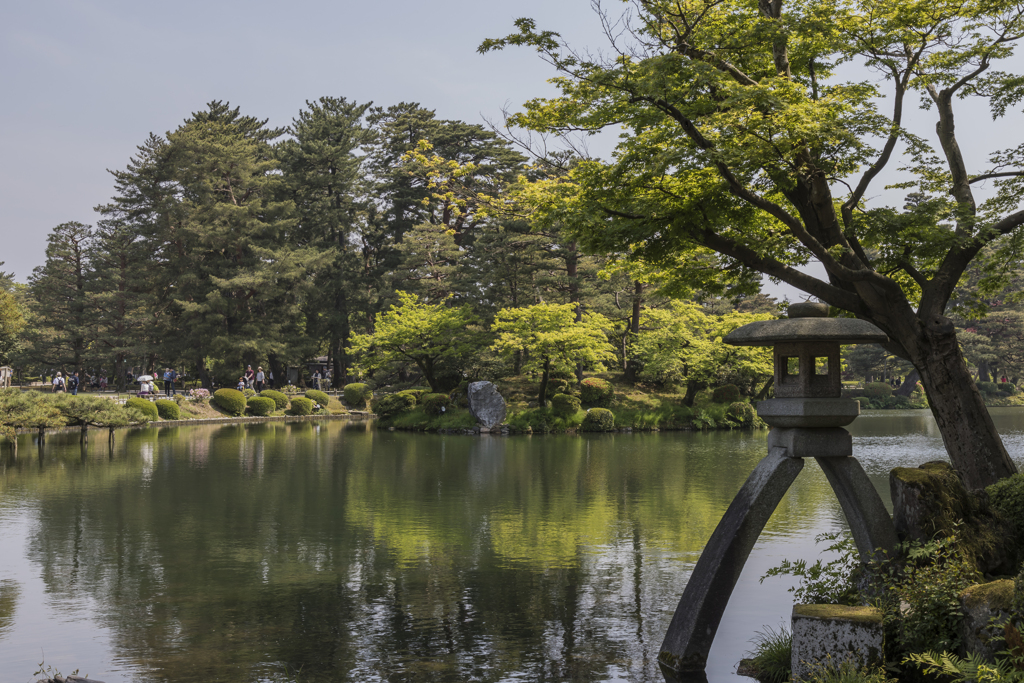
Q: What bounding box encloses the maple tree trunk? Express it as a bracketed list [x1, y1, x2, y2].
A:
[908, 319, 1016, 490]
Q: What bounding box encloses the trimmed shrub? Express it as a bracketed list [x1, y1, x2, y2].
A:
[247, 396, 275, 417]
[977, 381, 998, 395]
[243, 388, 256, 398]
[422, 392, 451, 415]
[305, 389, 330, 408]
[726, 401, 755, 426]
[213, 388, 247, 416]
[580, 378, 614, 406]
[862, 382, 893, 398]
[154, 399, 180, 421]
[371, 392, 417, 419]
[125, 397, 158, 421]
[549, 379, 570, 396]
[581, 407, 615, 432]
[712, 384, 742, 404]
[260, 389, 289, 410]
[343, 383, 373, 407]
[551, 393, 581, 418]
[396, 389, 427, 404]
[288, 397, 314, 416]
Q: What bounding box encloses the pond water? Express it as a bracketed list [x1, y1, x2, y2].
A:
[1, 410, 1023, 683]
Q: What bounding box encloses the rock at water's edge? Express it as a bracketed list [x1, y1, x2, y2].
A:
[468, 381, 506, 428]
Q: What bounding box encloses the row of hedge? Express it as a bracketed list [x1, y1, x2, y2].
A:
[211, 388, 330, 417]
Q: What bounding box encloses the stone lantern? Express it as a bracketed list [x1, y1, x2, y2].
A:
[658, 302, 899, 682]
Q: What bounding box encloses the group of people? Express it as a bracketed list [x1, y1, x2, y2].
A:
[237, 365, 271, 393]
[49, 372, 110, 394]
[50, 371, 82, 395]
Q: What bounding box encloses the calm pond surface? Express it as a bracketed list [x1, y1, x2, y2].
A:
[1, 410, 1024, 683]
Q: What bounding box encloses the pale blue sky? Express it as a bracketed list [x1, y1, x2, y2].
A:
[0, 0, 604, 282]
[2, 0, 1021, 304]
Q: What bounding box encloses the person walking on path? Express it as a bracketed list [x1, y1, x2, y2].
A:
[244, 365, 255, 389]
[52, 372, 66, 393]
[255, 367, 265, 393]
[69, 372, 80, 396]
[312, 370, 321, 391]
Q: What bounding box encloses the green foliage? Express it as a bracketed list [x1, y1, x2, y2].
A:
[387, 405, 479, 431]
[396, 389, 426, 405]
[0, 288, 25, 365]
[906, 650, 1024, 683]
[491, 303, 615, 405]
[761, 532, 861, 606]
[505, 406, 585, 433]
[712, 384, 741, 404]
[632, 302, 773, 397]
[727, 401, 756, 426]
[862, 383, 894, 398]
[807, 660, 898, 683]
[154, 399, 180, 421]
[979, 381, 1000, 395]
[745, 625, 792, 683]
[288, 397, 314, 416]
[304, 389, 330, 409]
[579, 378, 614, 407]
[371, 393, 417, 419]
[550, 393, 581, 417]
[421, 393, 450, 416]
[349, 292, 482, 393]
[125, 397, 158, 422]
[581, 408, 615, 432]
[343, 383, 373, 407]
[259, 390, 288, 410]
[212, 389, 247, 417]
[242, 388, 256, 398]
[875, 535, 982, 655]
[247, 396, 275, 417]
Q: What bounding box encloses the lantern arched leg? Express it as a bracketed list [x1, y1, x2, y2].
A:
[659, 448, 804, 680]
[815, 456, 898, 562]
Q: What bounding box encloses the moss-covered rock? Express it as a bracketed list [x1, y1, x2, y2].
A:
[959, 580, 1016, 661]
[891, 461, 1018, 574]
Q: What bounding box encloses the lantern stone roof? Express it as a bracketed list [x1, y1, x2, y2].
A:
[723, 304, 888, 347]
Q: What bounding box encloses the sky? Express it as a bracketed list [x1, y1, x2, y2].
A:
[2, 0, 1021, 301]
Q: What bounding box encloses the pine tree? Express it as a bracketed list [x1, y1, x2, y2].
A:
[278, 97, 373, 383]
[25, 222, 95, 373]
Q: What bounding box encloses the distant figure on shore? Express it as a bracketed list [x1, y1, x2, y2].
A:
[255, 366, 265, 393]
[52, 372, 65, 393]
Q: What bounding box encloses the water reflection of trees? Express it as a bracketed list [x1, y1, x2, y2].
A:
[16, 424, 830, 682]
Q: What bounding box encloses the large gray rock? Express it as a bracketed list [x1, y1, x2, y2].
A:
[791, 604, 883, 681]
[468, 381, 506, 428]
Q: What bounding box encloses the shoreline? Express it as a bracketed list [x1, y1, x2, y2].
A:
[13, 411, 373, 437]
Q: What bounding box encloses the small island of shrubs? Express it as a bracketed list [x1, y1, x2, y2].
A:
[365, 374, 767, 434]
